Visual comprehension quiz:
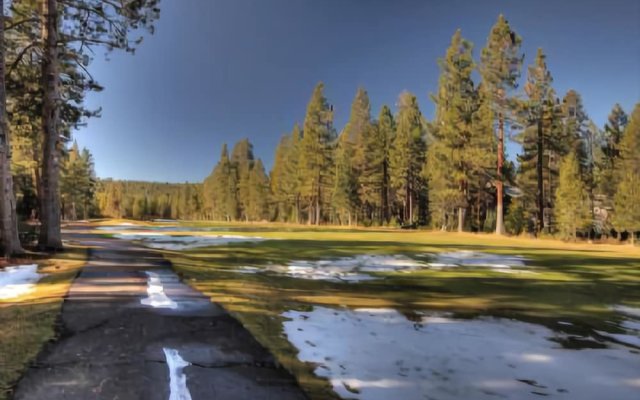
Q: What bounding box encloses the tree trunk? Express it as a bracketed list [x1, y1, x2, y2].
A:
[0, 0, 24, 256]
[457, 207, 465, 233]
[495, 113, 505, 235]
[536, 113, 544, 233]
[38, 0, 63, 250]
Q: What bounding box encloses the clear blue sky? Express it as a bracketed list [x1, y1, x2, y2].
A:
[74, 0, 640, 183]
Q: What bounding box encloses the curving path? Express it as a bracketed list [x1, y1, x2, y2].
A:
[13, 227, 306, 400]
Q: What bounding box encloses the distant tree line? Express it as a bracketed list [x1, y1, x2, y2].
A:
[73, 14, 640, 244]
[192, 16, 639, 241]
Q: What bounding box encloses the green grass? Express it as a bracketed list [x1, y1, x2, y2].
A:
[0, 247, 86, 400]
[127, 222, 640, 399]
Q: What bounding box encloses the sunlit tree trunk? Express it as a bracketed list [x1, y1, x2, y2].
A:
[0, 0, 24, 256]
[38, 0, 63, 249]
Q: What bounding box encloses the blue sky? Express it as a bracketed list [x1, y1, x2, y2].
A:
[74, 0, 640, 183]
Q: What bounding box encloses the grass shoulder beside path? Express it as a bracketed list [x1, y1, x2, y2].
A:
[0, 247, 87, 400]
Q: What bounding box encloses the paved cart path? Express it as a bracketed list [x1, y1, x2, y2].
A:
[13, 230, 306, 400]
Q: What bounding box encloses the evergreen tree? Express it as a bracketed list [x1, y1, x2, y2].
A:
[428, 30, 484, 231]
[0, 0, 23, 255]
[598, 104, 628, 205]
[479, 14, 523, 234]
[612, 104, 640, 244]
[389, 91, 426, 225]
[332, 130, 359, 225]
[35, 0, 159, 249]
[61, 142, 96, 220]
[555, 151, 591, 239]
[231, 138, 255, 221]
[377, 105, 395, 223]
[270, 134, 292, 221]
[248, 159, 270, 221]
[298, 83, 335, 225]
[519, 48, 558, 233]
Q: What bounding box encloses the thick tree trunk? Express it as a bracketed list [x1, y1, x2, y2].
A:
[495, 113, 505, 235]
[39, 0, 63, 250]
[536, 113, 544, 233]
[0, 0, 24, 256]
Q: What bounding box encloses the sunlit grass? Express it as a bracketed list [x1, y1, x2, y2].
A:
[0, 247, 86, 400]
[125, 220, 640, 399]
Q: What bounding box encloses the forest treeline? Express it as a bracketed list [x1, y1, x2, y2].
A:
[94, 16, 639, 242]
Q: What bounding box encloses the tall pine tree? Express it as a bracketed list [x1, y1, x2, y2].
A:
[479, 14, 523, 234]
[298, 83, 335, 225]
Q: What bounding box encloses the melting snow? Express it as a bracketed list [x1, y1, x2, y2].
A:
[141, 271, 178, 309]
[283, 307, 640, 400]
[0, 264, 43, 299]
[596, 305, 640, 348]
[114, 233, 264, 250]
[427, 250, 528, 271]
[267, 255, 423, 282]
[163, 348, 192, 400]
[234, 252, 533, 282]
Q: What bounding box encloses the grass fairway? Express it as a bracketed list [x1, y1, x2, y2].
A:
[123, 222, 640, 399]
[0, 247, 86, 400]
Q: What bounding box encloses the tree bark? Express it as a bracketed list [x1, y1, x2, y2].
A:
[38, 0, 63, 249]
[457, 207, 465, 233]
[0, 0, 25, 256]
[536, 112, 544, 233]
[495, 113, 505, 235]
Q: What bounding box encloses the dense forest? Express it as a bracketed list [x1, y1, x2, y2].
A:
[2, 10, 638, 254]
[94, 16, 640, 241]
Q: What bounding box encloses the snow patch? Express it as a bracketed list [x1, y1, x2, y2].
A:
[427, 250, 529, 271]
[0, 264, 43, 299]
[141, 271, 178, 309]
[163, 348, 192, 400]
[236, 252, 532, 282]
[596, 305, 640, 347]
[114, 233, 264, 250]
[283, 307, 640, 400]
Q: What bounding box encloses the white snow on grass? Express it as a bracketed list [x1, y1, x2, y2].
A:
[267, 255, 423, 282]
[163, 348, 193, 400]
[114, 232, 264, 250]
[232, 252, 533, 282]
[0, 264, 43, 299]
[596, 305, 640, 348]
[283, 307, 640, 400]
[141, 271, 178, 309]
[427, 250, 529, 271]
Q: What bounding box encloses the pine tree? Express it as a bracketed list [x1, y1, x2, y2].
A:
[0, 0, 23, 255]
[36, 0, 159, 249]
[248, 159, 270, 221]
[519, 48, 558, 233]
[427, 30, 479, 231]
[612, 104, 640, 244]
[343, 87, 372, 221]
[298, 83, 335, 225]
[479, 14, 523, 234]
[270, 134, 291, 221]
[231, 139, 255, 221]
[389, 91, 426, 225]
[598, 104, 628, 204]
[377, 105, 395, 223]
[555, 151, 591, 240]
[332, 131, 359, 225]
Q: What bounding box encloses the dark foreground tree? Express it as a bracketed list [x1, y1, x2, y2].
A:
[0, 0, 24, 256]
[39, 0, 160, 249]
